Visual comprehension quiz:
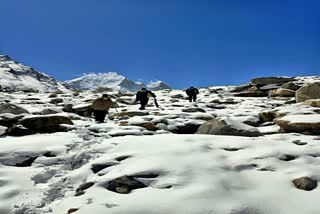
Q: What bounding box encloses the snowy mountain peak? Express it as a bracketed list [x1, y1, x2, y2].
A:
[147, 80, 171, 91]
[64, 72, 171, 92]
[0, 55, 67, 92]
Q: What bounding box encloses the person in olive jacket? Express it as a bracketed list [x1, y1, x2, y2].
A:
[91, 94, 114, 122]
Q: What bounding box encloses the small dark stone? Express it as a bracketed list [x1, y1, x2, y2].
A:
[132, 173, 159, 179]
[223, 148, 240, 152]
[278, 154, 296, 161]
[292, 177, 317, 191]
[42, 152, 56, 157]
[292, 140, 307, 146]
[115, 156, 131, 162]
[91, 163, 115, 174]
[67, 208, 79, 213]
[76, 182, 95, 193]
[74, 190, 85, 197]
[103, 176, 147, 194]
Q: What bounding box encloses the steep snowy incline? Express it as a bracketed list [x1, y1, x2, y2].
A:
[0, 55, 66, 92]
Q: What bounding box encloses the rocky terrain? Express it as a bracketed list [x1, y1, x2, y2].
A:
[0, 75, 320, 214]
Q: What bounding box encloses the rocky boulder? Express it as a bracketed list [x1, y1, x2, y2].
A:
[117, 111, 149, 118]
[102, 175, 147, 194]
[72, 104, 92, 116]
[259, 111, 278, 122]
[292, 177, 317, 191]
[280, 82, 300, 91]
[0, 104, 29, 115]
[171, 94, 184, 99]
[296, 82, 320, 103]
[9, 115, 74, 135]
[182, 107, 206, 113]
[49, 98, 64, 104]
[0, 113, 25, 127]
[36, 108, 63, 115]
[275, 114, 320, 134]
[303, 99, 320, 107]
[197, 117, 262, 137]
[128, 122, 157, 131]
[269, 88, 295, 97]
[251, 77, 294, 86]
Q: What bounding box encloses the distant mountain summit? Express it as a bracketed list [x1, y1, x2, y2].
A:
[64, 72, 171, 92]
[0, 55, 66, 92]
[147, 80, 171, 91]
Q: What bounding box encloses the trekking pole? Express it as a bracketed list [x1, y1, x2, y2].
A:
[114, 106, 119, 113]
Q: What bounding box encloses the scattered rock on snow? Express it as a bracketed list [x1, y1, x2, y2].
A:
[197, 117, 262, 137]
[49, 98, 64, 104]
[296, 82, 320, 103]
[18, 115, 73, 134]
[0, 103, 29, 115]
[0, 113, 24, 127]
[117, 111, 149, 118]
[278, 154, 296, 161]
[280, 82, 300, 91]
[67, 208, 79, 214]
[251, 77, 294, 86]
[76, 182, 95, 193]
[275, 115, 320, 134]
[269, 88, 295, 97]
[102, 175, 147, 194]
[182, 107, 206, 113]
[303, 99, 320, 107]
[292, 177, 317, 191]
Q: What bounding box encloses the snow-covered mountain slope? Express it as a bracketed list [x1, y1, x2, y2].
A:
[1, 76, 320, 213]
[64, 73, 171, 92]
[0, 55, 66, 92]
[147, 80, 171, 91]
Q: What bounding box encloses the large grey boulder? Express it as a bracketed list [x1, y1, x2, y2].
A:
[275, 114, 320, 134]
[0, 104, 29, 115]
[8, 114, 73, 135]
[251, 77, 294, 86]
[280, 82, 300, 91]
[0, 113, 24, 127]
[296, 82, 320, 103]
[72, 103, 92, 116]
[196, 117, 262, 137]
[303, 99, 320, 107]
[269, 88, 295, 97]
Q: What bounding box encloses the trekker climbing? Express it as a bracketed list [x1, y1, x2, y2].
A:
[134, 88, 156, 110]
[91, 94, 114, 123]
[186, 86, 199, 102]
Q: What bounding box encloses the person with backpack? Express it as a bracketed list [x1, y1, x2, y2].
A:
[186, 86, 199, 102]
[91, 94, 114, 122]
[134, 88, 156, 110]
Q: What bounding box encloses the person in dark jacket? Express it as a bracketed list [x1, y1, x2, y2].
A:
[186, 86, 199, 102]
[134, 88, 156, 110]
[91, 94, 114, 122]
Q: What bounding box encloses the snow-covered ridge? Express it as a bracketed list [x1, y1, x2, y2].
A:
[64, 72, 171, 92]
[0, 55, 66, 92]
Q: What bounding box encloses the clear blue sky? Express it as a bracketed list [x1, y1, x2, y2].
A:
[1, 0, 319, 88]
